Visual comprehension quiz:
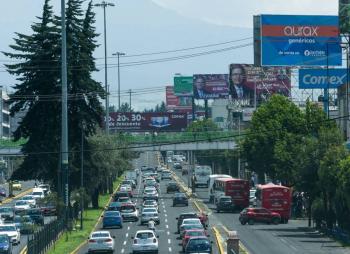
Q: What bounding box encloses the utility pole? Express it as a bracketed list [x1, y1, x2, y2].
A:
[61, 0, 69, 224]
[80, 123, 84, 230]
[128, 89, 132, 110]
[112, 52, 126, 110]
[94, 1, 115, 134]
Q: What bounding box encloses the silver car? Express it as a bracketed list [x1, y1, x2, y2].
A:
[140, 208, 160, 225]
[88, 231, 115, 253]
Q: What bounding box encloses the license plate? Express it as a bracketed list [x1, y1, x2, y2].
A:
[97, 240, 103, 244]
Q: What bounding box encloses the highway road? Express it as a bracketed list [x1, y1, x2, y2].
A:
[175, 163, 350, 254]
[78, 151, 218, 254]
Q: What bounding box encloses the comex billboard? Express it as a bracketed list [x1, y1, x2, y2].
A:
[193, 74, 229, 99]
[261, 15, 341, 66]
[109, 112, 188, 132]
[299, 69, 348, 89]
[229, 64, 291, 106]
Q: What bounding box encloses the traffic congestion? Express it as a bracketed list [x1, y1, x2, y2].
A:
[79, 152, 218, 254]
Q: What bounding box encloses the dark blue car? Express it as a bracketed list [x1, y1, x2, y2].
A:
[0, 234, 12, 254]
[102, 211, 123, 229]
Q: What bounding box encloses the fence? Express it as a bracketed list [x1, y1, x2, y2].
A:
[27, 218, 66, 254]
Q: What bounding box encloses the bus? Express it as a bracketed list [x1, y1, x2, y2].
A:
[208, 174, 231, 203]
[213, 178, 250, 209]
[255, 183, 292, 223]
[194, 165, 212, 187]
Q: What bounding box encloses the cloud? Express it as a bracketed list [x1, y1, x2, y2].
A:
[151, 0, 338, 28]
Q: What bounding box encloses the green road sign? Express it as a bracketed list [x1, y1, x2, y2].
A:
[174, 76, 193, 96]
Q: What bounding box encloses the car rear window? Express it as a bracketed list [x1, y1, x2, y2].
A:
[143, 208, 157, 213]
[105, 211, 120, 217]
[92, 233, 110, 238]
[136, 232, 154, 239]
[120, 206, 135, 212]
[187, 231, 204, 236]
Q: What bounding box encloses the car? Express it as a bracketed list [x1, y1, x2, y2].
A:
[144, 178, 158, 189]
[0, 207, 14, 222]
[182, 229, 208, 252]
[39, 202, 57, 216]
[0, 224, 20, 245]
[161, 171, 172, 180]
[120, 203, 138, 222]
[143, 188, 158, 201]
[106, 202, 122, 211]
[38, 184, 51, 195]
[0, 187, 6, 198]
[182, 168, 188, 175]
[239, 207, 281, 225]
[11, 181, 22, 191]
[31, 188, 45, 199]
[19, 195, 36, 207]
[166, 182, 179, 193]
[216, 196, 235, 213]
[122, 179, 136, 189]
[180, 224, 205, 239]
[180, 218, 203, 237]
[102, 211, 123, 229]
[13, 215, 34, 234]
[184, 236, 212, 254]
[0, 234, 12, 254]
[88, 231, 115, 254]
[26, 208, 44, 225]
[113, 191, 130, 202]
[142, 200, 159, 212]
[173, 162, 182, 170]
[249, 189, 257, 206]
[115, 196, 132, 205]
[148, 173, 160, 183]
[176, 212, 198, 233]
[131, 230, 159, 254]
[119, 185, 133, 197]
[173, 192, 188, 206]
[140, 207, 160, 225]
[14, 200, 32, 214]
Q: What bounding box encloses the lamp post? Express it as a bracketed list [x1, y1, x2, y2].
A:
[112, 52, 126, 110]
[94, 1, 115, 134]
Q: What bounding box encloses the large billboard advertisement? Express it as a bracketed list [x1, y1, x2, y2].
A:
[339, 0, 350, 34]
[229, 64, 291, 106]
[299, 69, 348, 89]
[174, 76, 193, 96]
[109, 112, 188, 132]
[261, 15, 341, 66]
[193, 74, 229, 99]
[166, 86, 192, 110]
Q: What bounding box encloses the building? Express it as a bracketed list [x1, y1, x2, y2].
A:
[0, 87, 10, 138]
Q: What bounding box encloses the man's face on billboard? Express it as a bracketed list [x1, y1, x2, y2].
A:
[231, 67, 244, 85]
[196, 78, 205, 89]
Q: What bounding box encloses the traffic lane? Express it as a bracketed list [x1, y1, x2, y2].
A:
[0, 180, 35, 202]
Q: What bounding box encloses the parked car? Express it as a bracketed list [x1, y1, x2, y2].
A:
[184, 236, 212, 254]
[0, 234, 12, 254]
[0, 187, 6, 198]
[0, 224, 20, 245]
[182, 230, 208, 252]
[88, 231, 115, 253]
[131, 230, 159, 254]
[0, 207, 14, 222]
[120, 203, 138, 222]
[239, 207, 281, 225]
[216, 196, 235, 213]
[13, 215, 34, 234]
[102, 211, 123, 229]
[176, 212, 198, 233]
[173, 192, 188, 206]
[11, 181, 22, 191]
[140, 207, 160, 225]
[166, 182, 179, 193]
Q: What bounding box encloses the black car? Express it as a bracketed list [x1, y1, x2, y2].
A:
[216, 196, 235, 213]
[0, 187, 6, 198]
[0, 207, 14, 222]
[166, 182, 180, 193]
[0, 234, 12, 254]
[176, 212, 198, 233]
[113, 191, 130, 201]
[40, 202, 57, 216]
[174, 163, 182, 170]
[173, 193, 188, 206]
[184, 236, 212, 254]
[26, 208, 44, 226]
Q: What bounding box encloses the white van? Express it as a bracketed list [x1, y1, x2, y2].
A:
[31, 188, 45, 199]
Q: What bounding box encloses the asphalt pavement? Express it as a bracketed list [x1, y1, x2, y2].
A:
[77, 151, 218, 254]
[175, 163, 350, 254]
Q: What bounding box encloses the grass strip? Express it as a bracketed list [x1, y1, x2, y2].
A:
[47, 177, 123, 254]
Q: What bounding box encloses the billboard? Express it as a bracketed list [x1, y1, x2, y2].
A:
[109, 112, 188, 132]
[166, 86, 192, 110]
[229, 64, 291, 106]
[299, 68, 348, 89]
[193, 74, 229, 99]
[261, 15, 341, 66]
[339, 0, 350, 34]
[174, 76, 193, 96]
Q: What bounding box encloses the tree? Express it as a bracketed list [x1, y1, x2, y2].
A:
[118, 102, 133, 112]
[143, 101, 166, 113]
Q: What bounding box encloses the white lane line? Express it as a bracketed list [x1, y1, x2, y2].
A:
[127, 226, 130, 230]
[167, 231, 170, 235]
[168, 239, 171, 244]
[164, 214, 167, 217]
[166, 224, 169, 229]
[126, 233, 128, 238]
[123, 240, 127, 245]
[169, 247, 172, 252]
[165, 218, 167, 223]
[164, 209, 167, 213]
[121, 249, 125, 253]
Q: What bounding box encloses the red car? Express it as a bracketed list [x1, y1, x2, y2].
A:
[182, 229, 208, 251]
[239, 207, 281, 225]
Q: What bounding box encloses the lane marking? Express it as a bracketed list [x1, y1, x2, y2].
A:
[169, 247, 172, 252]
[127, 226, 130, 230]
[164, 214, 167, 217]
[123, 240, 127, 246]
[167, 231, 170, 235]
[168, 239, 171, 244]
[165, 218, 167, 223]
[126, 233, 128, 238]
[121, 249, 124, 253]
[166, 224, 169, 229]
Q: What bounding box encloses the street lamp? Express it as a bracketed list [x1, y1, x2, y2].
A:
[112, 52, 126, 110]
[94, 1, 115, 134]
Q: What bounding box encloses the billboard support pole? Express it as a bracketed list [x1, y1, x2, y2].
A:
[254, 77, 257, 109]
[324, 43, 329, 117]
[204, 99, 209, 119]
[192, 96, 195, 121]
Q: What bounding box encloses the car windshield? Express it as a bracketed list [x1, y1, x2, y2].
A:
[91, 232, 110, 238]
[184, 224, 203, 230]
[0, 208, 12, 213]
[221, 197, 232, 202]
[144, 201, 156, 206]
[22, 196, 34, 200]
[104, 211, 120, 217]
[187, 231, 205, 237]
[144, 189, 154, 193]
[136, 232, 154, 239]
[16, 201, 27, 206]
[0, 226, 16, 231]
[32, 192, 42, 195]
[143, 208, 157, 213]
[183, 219, 200, 225]
[187, 238, 210, 251]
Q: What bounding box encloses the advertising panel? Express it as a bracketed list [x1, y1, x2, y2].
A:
[261, 15, 341, 66]
[339, 0, 350, 34]
[193, 74, 229, 99]
[174, 76, 193, 96]
[166, 86, 192, 110]
[229, 64, 291, 106]
[109, 112, 188, 132]
[299, 68, 348, 89]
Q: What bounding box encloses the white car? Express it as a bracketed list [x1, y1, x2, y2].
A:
[0, 224, 20, 245]
[14, 200, 32, 212]
[38, 184, 51, 195]
[143, 188, 158, 201]
[140, 207, 160, 225]
[132, 230, 159, 254]
[19, 195, 36, 207]
[31, 188, 45, 199]
[88, 231, 115, 253]
[142, 200, 159, 212]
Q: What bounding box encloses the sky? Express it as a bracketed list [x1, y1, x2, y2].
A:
[0, 0, 338, 111]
